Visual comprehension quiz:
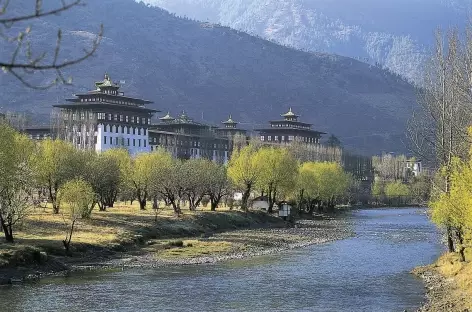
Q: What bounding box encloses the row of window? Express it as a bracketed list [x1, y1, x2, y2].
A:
[103, 136, 147, 148]
[260, 135, 319, 143]
[150, 136, 229, 149]
[98, 113, 150, 124]
[65, 111, 150, 125]
[271, 123, 310, 130]
[80, 95, 134, 106]
[103, 124, 147, 136]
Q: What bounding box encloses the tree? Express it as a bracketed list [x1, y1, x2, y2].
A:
[296, 162, 351, 214]
[58, 179, 95, 253]
[255, 147, 298, 213]
[180, 158, 210, 211]
[315, 162, 351, 212]
[205, 162, 230, 211]
[146, 148, 177, 213]
[104, 148, 134, 203]
[0, 124, 35, 242]
[227, 144, 260, 211]
[407, 29, 472, 252]
[0, 0, 102, 89]
[84, 152, 121, 211]
[33, 139, 83, 213]
[384, 181, 410, 197]
[157, 158, 184, 215]
[130, 152, 158, 210]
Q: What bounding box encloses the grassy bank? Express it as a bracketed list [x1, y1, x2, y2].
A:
[413, 252, 472, 311]
[0, 203, 286, 283]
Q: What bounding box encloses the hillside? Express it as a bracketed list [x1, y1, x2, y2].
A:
[0, 0, 417, 155]
[143, 0, 471, 83]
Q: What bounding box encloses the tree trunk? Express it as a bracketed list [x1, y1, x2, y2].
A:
[49, 181, 60, 214]
[241, 183, 252, 211]
[137, 189, 147, 210]
[0, 216, 14, 243]
[63, 220, 76, 255]
[268, 185, 277, 214]
[456, 229, 466, 262]
[447, 226, 455, 252]
[210, 194, 222, 211]
[139, 198, 146, 210]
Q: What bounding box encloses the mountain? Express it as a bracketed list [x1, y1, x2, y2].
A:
[141, 0, 471, 83]
[0, 0, 417, 155]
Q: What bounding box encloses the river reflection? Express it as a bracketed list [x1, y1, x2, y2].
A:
[0, 208, 442, 312]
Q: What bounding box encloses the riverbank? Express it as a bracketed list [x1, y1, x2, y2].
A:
[0, 204, 352, 284]
[413, 253, 472, 312]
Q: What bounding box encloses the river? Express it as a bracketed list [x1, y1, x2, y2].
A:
[0, 208, 442, 312]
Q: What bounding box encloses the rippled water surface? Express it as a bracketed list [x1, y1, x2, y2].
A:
[0, 208, 442, 312]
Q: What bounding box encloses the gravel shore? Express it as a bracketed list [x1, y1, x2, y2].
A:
[73, 216, 354, 270]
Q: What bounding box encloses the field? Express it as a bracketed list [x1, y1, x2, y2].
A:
[0, 202, 284, 270]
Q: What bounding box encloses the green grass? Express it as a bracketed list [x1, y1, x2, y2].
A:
[158, 240, 239, 258]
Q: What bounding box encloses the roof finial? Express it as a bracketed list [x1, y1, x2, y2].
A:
[104, 73, 109, 80]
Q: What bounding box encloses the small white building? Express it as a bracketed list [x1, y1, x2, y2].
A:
[251, 196, 269, 210]
[406, 160, 422, 177]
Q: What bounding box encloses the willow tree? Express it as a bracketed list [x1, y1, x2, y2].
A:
[58, 179, 95, 253]
[33, 139, 84, 214]
[227, 144, 260, 211]
[0, 124, 35, 242]
[255, 147, 298, 213]
[407, 29, 472, 252]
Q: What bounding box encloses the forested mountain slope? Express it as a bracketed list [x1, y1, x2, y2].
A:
[143, 0, 471, 82]
[0, 0, 417, 154]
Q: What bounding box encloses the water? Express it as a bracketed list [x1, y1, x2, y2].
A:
[0, 208, 442, 312]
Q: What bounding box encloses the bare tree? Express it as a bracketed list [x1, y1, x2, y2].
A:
[0, 0, 103, 89]
[407, 29, 472, 252]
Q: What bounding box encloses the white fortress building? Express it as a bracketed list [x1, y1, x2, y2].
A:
[53, 74, 158, 155]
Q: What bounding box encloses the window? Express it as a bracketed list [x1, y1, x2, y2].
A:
[131, 116, 135, 123]
[281, 136, 285, 141]
[133, 139, 136, 147]
[120, 115, 123, 122]
[104, 136, 107, 144]
[121, 138, 125, 146]
[126, 116, 129, 122]
[267, 136, 272, 141]
[132, 128, 136, 135]
[98, 113, 105, 120]
[115, 137, 118, 145]
[138, 128, 141, 136]
[142, 118, 146, 125]
[127, 138, 130, 146]
[147, 118, 151, 124]
[144, 141, 147, 147]
[138, 139, 141, 147]
[260, 136, 265, 141]
[121, 127, 125, 134]
[115, 126, 119, 133]
[143, 129, 147, 135]
[114, 114, 118, 121]
[288, 136, 294, 141]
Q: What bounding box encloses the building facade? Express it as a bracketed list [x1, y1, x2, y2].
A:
[52, 74, 158, 155]
[149, 112, 247, 164]
[256, 108, 325, 144]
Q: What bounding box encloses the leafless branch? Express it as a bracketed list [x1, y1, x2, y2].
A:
[0, 0, 102, 89]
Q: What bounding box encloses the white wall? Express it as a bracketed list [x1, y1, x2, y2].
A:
[96, 123, 150, 155]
